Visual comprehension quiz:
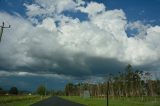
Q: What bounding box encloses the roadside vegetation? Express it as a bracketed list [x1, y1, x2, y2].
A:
[64, 64, 160, 98]
[0, 85, 49, 106]
[62, 64, 160, 106]
[0, 95, 46, 106]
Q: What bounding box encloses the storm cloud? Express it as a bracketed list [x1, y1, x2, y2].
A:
[0, 0, 160, 83]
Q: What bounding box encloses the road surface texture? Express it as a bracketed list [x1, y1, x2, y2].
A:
[31, 96, 85, 106]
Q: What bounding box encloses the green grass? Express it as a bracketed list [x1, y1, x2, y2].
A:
[0, 95, 49, 106]
[61, 96, 160, 106]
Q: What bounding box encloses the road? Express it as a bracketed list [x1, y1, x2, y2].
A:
[31, 96, 85, 106]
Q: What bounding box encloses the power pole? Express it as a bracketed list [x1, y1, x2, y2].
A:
[106, 81, 109, 106]
[45, 81, 47, 96]
[0, 22, 11, 42]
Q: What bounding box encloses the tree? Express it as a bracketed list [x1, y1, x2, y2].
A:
[0, 87, 5, 95]
[65, 83, 75, 96]
[9, 87, 18, 95]
[36, 85, 46, 96]
[63, 65, 160, 97]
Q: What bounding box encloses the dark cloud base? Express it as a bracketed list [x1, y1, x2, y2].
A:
[0, 52, 128, 78]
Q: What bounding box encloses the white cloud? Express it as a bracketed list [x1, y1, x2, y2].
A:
[90, 9, 127, 38]
[0, 12, 34, 68]
[77, 1, 105, 16]
[126, 21, 150, 38]
[0, 71, 35, 77]
[37, 17, 57, 31]
[0, 70, 71, 80]
[24, 3, 45, 17]
[24, 0, 84, 17]
[0, 0, 160, 78]
[146, 26, 160, 46]
[123, 38, 157, 65]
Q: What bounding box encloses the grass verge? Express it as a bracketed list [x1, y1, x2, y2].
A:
[61, 96, 160, 106]
[0, 95, 49, 106]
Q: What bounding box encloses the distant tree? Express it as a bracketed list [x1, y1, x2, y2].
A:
[155, 80, 160, 95]
[9, 87, 18, 95]
[36, 85, 46, 96]
[63, 64, 160, 97]
[0, 87, 5, 95]
[56, 90, 65, 96]
[65, 83, 75, 96]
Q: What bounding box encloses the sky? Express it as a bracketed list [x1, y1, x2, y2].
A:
[0, 0, 160, 91]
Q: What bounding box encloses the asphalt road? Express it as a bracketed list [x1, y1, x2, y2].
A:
[31, 96, 85, 106]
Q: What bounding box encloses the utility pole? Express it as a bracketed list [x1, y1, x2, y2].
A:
[106, 81, 109, 106]
[45, 81, 47, 96]
[0, 22, 11, 42]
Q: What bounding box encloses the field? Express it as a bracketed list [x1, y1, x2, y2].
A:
[61, 96, 160, 106]
[0, 95, 48, 106]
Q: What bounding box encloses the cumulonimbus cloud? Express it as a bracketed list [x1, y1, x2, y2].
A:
[0, 0, 160, 79]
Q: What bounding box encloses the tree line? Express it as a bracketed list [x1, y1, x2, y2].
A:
[0, 85, 65, 96]
[65, 64, 160, 97]
[0, 86, 19, 95]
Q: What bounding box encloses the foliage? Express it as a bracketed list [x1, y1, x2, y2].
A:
[0, 87, 6, 95]
[50, 90, 65, 96]
[64, 64, 160, 97]
[36, 85, 46, 96]
[9, 87, 18, 95]
[65, 83, 77, 96]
